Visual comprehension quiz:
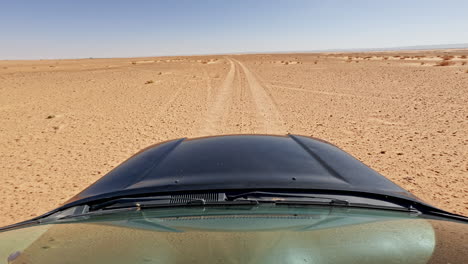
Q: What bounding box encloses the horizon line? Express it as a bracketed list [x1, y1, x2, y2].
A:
[2, 43, 468, 61]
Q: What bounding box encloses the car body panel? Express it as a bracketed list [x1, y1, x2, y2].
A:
[67, 134, 416, 206]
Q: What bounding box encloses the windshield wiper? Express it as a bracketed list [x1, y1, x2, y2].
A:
[227, 191, 350, 205]
[89, 196, 258, 211]
[46, 198, 259, 222]
[226, 191, 421, 213]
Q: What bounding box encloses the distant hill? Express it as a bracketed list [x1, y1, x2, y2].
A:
[307, 43, 468, 53]
[230, 44, 468, 56]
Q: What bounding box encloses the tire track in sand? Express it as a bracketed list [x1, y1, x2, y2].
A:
[198, 58, 236, 135]
[232, 58, 286, 134]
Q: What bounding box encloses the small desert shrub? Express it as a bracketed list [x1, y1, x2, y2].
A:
[442, 55, 454, 61]
[435, 60, 454, 66]
[420, 62, 425, 65]
[157, 72, 162, 75]
[131, 61, 136, 65]
[145, 80, 154, 84]
[465, 69, 468, 73]
[355, 61, 359, 63]
[462, 62, 467, 65]
[460, 55, 467, 59]
[383, 57, 389, 60]
[314, 61, 318, 64]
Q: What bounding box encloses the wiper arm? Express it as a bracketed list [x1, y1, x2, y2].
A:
[226, 191, 421, 213]
[227, 191, 350, 205]
[90, 196, 259, 211]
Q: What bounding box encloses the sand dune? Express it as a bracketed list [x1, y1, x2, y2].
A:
[0, 51, 467, 226]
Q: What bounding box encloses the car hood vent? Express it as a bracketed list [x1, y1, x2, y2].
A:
[170, 193, 226, 204]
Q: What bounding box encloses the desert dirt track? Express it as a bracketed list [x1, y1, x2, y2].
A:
[0, 51, 467, 226]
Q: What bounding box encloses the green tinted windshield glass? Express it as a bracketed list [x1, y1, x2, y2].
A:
[0, 205, 466, 264]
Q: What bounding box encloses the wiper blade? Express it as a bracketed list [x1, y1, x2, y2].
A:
[50, 199, 259, 222]
[227, 191, 350, 205]
[226, 191, 421, 213]
[89, 196, 258, 211]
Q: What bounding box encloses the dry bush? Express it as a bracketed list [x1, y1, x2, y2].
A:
[131, 61, 136, 65]
[314, 61, 318, 64]
[462, 62, 467, 66]
[355, 61, 359, 63]
[145, 80, 154, 84]
[435, 60, 455, 66]
[383, 57, 389, 60]
[394, 55, 401, 58]
[460, 55, 467, 59]
[420, 62, 425, 65]
[465, 69, 468, 73]
[442, 55, 454, 61]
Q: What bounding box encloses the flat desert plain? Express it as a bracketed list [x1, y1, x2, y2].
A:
[0, 51, 467, 226]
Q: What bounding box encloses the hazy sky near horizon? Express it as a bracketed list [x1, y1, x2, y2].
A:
[1, 0, 467, 59]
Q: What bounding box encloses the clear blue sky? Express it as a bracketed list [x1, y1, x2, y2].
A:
[1, 0, 467, 59]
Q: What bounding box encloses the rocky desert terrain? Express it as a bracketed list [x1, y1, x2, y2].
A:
[0, 50, 467, 226]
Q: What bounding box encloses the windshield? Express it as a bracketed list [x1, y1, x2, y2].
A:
[1, 205, 466, 264]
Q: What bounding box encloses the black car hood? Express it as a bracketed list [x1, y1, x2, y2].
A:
[66, 134, 417, 205]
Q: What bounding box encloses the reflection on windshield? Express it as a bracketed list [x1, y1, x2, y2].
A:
[0, 208, 446, 264]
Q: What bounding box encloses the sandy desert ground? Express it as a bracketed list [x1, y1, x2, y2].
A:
[0, 50, 467, 226]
